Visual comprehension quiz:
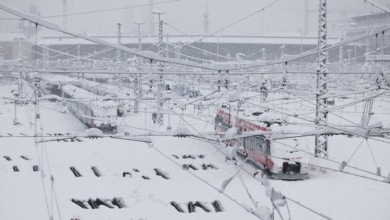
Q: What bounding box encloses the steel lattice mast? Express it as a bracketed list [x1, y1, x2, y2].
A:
[134, 22, 144, 114]
[315, 0, 328, 158]
[155, 12, 165, 125]
[157, 14, 164, 71]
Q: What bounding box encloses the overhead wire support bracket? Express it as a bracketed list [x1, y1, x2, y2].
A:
[1, 2, 390, 72]
[364, 0, 390, 13]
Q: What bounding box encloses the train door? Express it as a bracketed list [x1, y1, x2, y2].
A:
[244, 136, 256, 160]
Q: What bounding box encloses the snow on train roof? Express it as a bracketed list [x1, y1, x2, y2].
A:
[62, 84, 99, 100]
[39, 73, 135, 99]
[39, 74, 77, 84]
[62, 84, 118, 117]
[219, 106, 281, 129]
[76, 79, 134, 98]
[62, 84, 117, 105]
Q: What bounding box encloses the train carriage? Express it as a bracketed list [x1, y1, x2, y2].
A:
[61, 84, 118, 132]
[215, 107, 308, 180]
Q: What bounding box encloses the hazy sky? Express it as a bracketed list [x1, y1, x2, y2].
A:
[0, 0, 388, 36]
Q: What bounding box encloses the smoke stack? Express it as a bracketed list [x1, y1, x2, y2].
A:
[203, 3, 209, 35]
[149, 0, 155, 35]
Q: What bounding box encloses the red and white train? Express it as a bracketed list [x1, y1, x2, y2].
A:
[215, 107, 308, 180]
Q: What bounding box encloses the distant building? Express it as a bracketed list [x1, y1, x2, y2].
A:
[20, 3, 42, 39]
[0, 32, 31, 60]
[347, 12, 390, 36]
[36, 34, 340, 64]
[347, 12, 390, 63]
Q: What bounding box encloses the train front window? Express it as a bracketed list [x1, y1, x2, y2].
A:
[258, 137, 263, 152]
[264, 140, 270, 155]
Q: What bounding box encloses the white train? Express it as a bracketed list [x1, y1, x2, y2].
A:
[61, 84, 118, 132]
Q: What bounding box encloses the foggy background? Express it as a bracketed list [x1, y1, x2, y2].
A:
[0, 0, 389, 37]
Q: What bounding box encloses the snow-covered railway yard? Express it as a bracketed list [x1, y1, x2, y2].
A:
[1, 80, 390, 220]
[1, 1, 390, 219]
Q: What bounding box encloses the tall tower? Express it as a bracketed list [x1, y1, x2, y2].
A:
[304, 0, 309, 35]
[63, 0, 68, 31]
[315, 0, 329, 158]
[154, 11, 165, 126]
[22, 2, 41, 38]
[203, 3, 209, 35]
[149, 0, 155, 35]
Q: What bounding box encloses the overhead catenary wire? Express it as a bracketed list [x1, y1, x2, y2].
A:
[284, 88, 387, 137]
[119, 30, 219, 64]
[0, 69, 382, 219]
[0, 2, 390, 219]
[43, 0, 180, 18]
[211, 86, 389, 179]
[163, 21, 241, 62]
[244, 92, 390, 146]
[150, 89, 334, 219]
[2, 1, 390, 73]
[163, 0, 281, 54]
[149, 141, 266, 219]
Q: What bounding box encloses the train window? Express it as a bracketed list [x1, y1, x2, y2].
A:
[260, 138, 264, 151]
[264, 140, 270, 155]
[246, 137, 254, 151]
[257, 137, 263, 151]
[238, 138, 243, 147]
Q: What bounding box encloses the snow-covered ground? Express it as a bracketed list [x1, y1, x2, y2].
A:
[1, 76, 390, 220]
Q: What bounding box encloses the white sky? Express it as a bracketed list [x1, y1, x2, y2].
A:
[0, 0, 389, 36]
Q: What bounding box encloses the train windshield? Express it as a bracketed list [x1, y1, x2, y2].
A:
[270, 137, 310, 163]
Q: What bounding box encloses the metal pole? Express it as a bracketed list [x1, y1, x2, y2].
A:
[315, 0, 329, 158]
[299, 29, 303, 54]
[167, 99, 171, 131]
[217, 36, 220, 62]
[117, 23, 122, 63]
[354, 26, 357, 64]
[77, 45, 80, 60]
[165, 33, 169, 58]
[34, 77, 40, 137]
[298, 29, 303, 67]
[175, 43, 181, 59]
[62, 0, 68, 31]
[135, 22, 144, 52]
[134, 22, 144, 114]
[348, 49, 352, 64]
[18, 59, 23, 101]
[149, 0, 155, 34]
[261, 48, 266, 61]
[154, 11, 165, 126]
[18, 37, 22, 60]
[158, 15, 164, 126]
[338, 24, 344, 65]
[13, 98, 17, 125]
